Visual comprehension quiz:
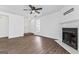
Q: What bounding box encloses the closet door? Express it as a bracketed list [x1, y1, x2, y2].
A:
[9, 15, 24, 38]
[0, 15, 9, 38]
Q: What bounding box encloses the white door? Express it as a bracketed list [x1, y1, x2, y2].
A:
[0, 15, 9, 38]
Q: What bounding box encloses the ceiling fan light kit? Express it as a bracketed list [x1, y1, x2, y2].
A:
[24, 5, 42, 15]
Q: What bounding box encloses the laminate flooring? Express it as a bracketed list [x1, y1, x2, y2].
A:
[0, 35, 69, 54]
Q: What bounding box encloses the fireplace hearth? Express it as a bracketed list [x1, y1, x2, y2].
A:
[62, 28, 78, 50]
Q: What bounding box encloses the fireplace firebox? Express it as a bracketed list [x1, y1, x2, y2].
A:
[62, 28, 78, 50]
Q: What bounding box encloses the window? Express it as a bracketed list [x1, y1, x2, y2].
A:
[36, 19, 40, 32]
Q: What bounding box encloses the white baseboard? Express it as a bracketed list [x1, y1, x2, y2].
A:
[8, 34, 24, 39]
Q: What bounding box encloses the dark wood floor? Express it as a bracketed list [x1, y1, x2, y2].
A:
[0, 35, 69, 54]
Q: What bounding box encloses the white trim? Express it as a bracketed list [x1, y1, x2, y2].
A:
[55, 40, 79, 54]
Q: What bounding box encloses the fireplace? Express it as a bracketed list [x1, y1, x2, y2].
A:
[62, 28, 78, 50]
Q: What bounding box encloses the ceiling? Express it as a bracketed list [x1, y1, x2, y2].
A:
[0, 5, 64, 17]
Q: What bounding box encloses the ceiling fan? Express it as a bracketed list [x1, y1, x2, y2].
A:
[24, 5, 42, 14]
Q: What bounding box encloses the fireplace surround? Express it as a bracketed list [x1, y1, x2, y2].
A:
[62, 28, 78, 50]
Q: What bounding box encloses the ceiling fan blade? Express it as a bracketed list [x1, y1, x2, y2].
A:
[35, 10, 40, 14]
[29, 5, 36, 10]
[30, 11, 32, 14]
[29, 5, 33, 8]
[35, 8, 42, 10]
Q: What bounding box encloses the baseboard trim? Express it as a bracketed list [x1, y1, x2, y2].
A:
[9, 36, 24, 39]
[0, 37, 8, 39]
[35, 35, 58, 40]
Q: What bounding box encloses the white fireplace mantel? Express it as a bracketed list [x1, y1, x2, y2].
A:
[56, 19, 79, 54]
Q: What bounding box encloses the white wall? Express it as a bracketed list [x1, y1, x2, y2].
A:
[0, 14, 9, 37]
[30, 18, 36, 33]
[34, 5, 79, 40]
[59, 5, 79, 23]
[35, 13, 61, 39]
[24, 17, 30, 33]
[9, 14, 24, 38]
[24, 16, 37, 34]
[24, 17, 35, 33]
[0, 11, 24, 38]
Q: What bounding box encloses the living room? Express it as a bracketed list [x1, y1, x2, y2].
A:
[0, 5, 79, 54]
